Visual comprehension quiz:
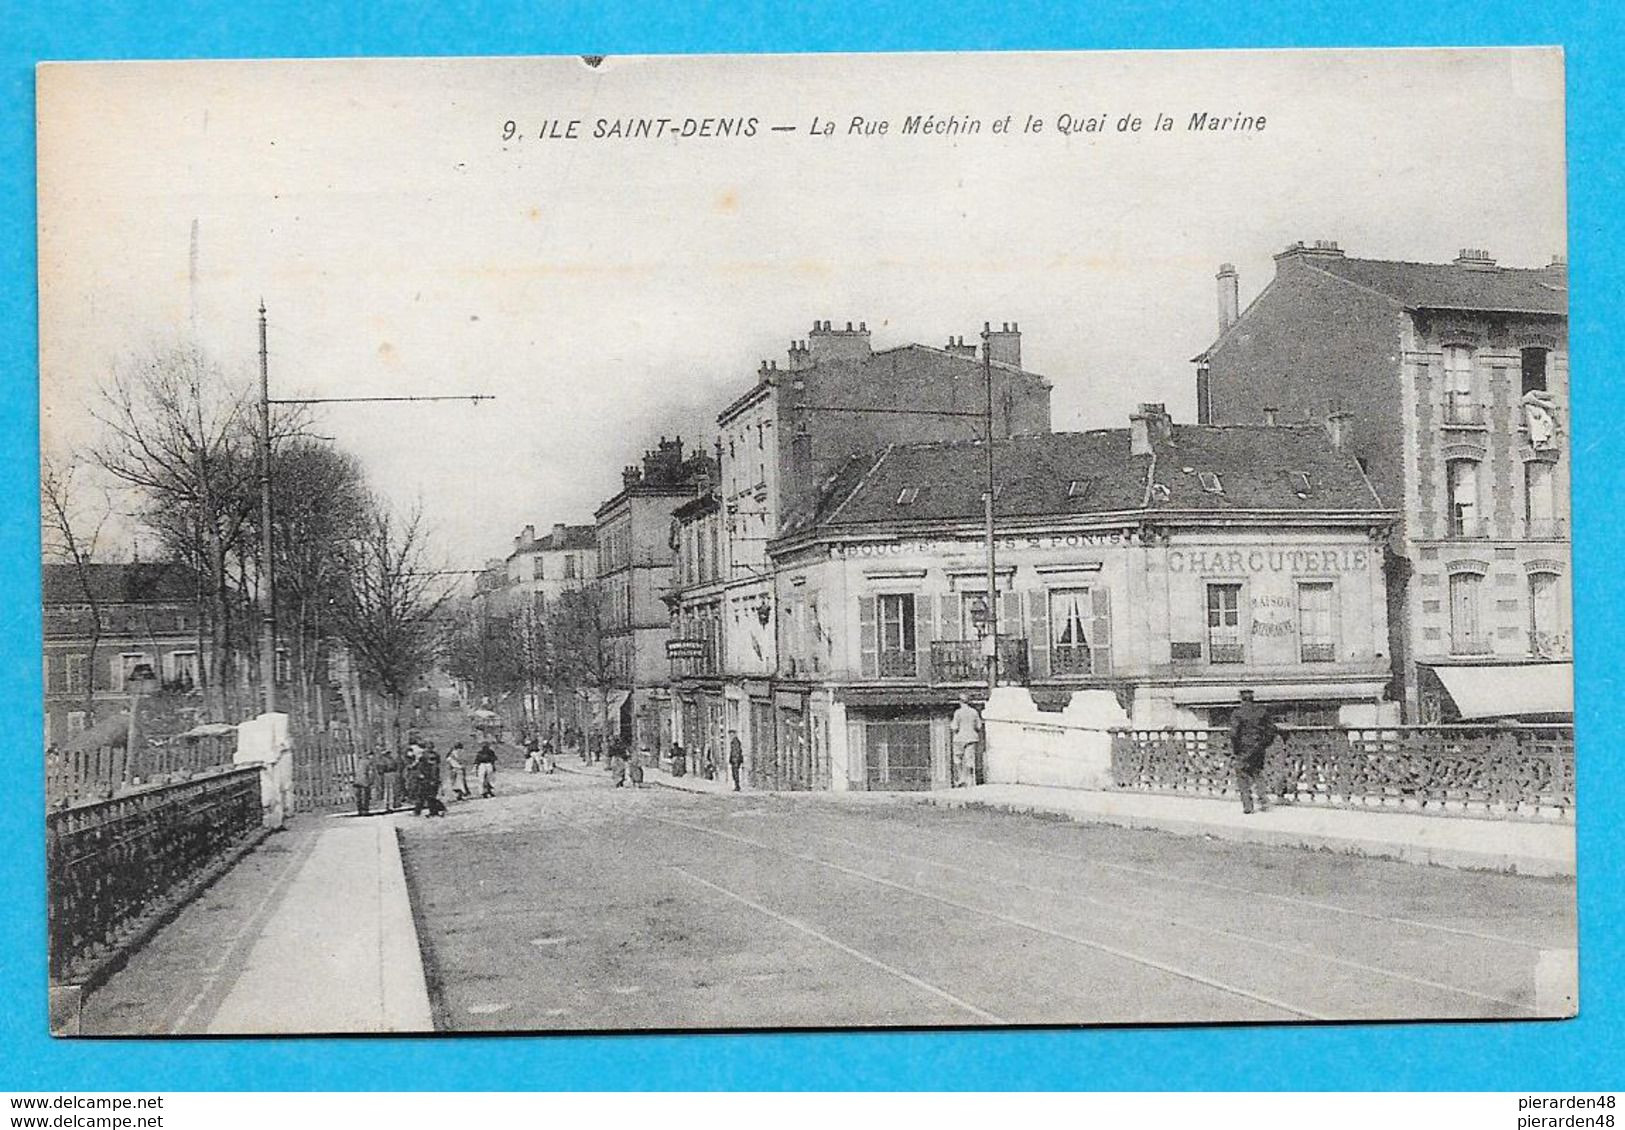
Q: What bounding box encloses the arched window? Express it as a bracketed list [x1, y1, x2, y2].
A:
[1521, 347, 1549, 395]
[1445, 458, 1482, 537]
[1442, 345, 1478, 423]
[1528, 571, 1565, 657]
[1449, 571, 1488, 655]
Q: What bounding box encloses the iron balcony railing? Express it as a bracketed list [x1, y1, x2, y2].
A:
[1050, 643, 1093, 677]
[1447, 516, 1492, 539]
[928, 638, 1031, 684]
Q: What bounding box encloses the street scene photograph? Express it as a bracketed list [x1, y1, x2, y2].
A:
[35, 47, 1576, 1035]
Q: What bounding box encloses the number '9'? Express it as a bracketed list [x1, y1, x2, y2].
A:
[501, 120, 517, 141]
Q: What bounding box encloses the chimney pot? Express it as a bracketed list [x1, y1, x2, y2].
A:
[1217, 262, 1240, 333]
[1263, 406, 1278, 427]
[859, 321, 866, 331]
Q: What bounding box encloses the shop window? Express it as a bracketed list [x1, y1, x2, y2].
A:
[1296, 582, 1336, 663]
[1521, 347, 1549, 395]
[1206, 584, 1243, 663]
[1449, 572, 1488, 655]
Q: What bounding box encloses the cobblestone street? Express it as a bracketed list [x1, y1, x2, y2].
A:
[397, 759, 1576, 1032]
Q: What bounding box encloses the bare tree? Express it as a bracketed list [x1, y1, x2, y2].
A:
[331, 499, 455, 746]
[40, 455, 113, 727]
[92, 343, 253, 719]
[548, 583, 615, 758]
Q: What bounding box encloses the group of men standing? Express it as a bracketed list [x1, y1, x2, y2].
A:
[350, 738, 502, 817]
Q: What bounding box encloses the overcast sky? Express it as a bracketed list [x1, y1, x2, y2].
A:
[37, 48, 1565, 567]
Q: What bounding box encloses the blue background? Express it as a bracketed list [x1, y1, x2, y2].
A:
[2, 0, 1621, 1092]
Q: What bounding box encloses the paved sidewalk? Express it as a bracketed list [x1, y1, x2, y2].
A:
[622, 762, 1573, 878]
[203, 815, 434, 1034]
[913, 784, 1576, 877]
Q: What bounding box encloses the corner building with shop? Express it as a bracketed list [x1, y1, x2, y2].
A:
[765, 405, 1397, 791]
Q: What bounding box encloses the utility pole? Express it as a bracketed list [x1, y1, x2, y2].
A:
[258, 301, 277, 714]
[255, 301, 495, 722]
[981, 322, 999, 696]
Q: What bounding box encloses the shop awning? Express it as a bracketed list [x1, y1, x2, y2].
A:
[1429, 663, 1573, 720]
[1170, 680, 1387, 707]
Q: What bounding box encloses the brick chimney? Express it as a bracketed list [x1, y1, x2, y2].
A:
[1217, 263, 1239, 333]
[1325, 410, 1353, 451]
[787, 339, 812, 371]
[944, 335, 977, 359]
[984, 322, 1022, 368]
[552, 522, 567, 545]
[1454, 248, 1497, 270]
[1275, 239, 1345, 263]
[515, 524, 535, 552]
[1130, 403, 1172, 456]
[807, 319, 871, 362]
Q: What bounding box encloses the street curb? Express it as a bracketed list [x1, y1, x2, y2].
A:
[380, 823, 436, 1032]
[912, 793, 1576, 877]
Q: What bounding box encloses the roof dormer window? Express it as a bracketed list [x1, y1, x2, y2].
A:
[1199, 472, 1224, 494]
[896, 487, 920, 505]
[1067, 479, 1093, 499]
[1292, 471, 1312, 497]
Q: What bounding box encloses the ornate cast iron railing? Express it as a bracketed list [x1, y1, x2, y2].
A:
[929, 638, 1031, 684]
[1110, 725, 1574, 820]
[47, 767, 264, 981]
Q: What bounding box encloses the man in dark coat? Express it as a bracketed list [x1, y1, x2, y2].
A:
[1228, 689, 1278, 815]
[351, 750, 376, 816]
[728, 731, 745, 792]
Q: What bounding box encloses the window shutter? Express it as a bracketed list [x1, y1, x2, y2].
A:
[1091, 587, 1113, 675]
[1028, 590, 1049, 678]
[1000, 591, 1021, 639]
[938, 595, 960, 641]
[1330, 580, 1342, 660]
[859, 596, 878, 678]
[915, 594, 935, 681]
[847, 720, 867, 789]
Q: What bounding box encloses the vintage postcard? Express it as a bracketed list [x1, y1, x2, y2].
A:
[37, 48, 1575, 1035]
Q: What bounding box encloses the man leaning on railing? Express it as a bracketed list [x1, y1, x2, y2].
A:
[1228, 690, 1278, 815]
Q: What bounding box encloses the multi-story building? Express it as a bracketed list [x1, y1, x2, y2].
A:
[766, 406, 1396, 791]
[669, 318, 1053, 786]
[595, 436, 716, 750]
[43, 562, 208, 747]
[1194, 241, 1570, 720]
[500, 522, 598, 610]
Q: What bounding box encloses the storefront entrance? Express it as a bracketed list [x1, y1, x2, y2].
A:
[864, 719, 933, 791]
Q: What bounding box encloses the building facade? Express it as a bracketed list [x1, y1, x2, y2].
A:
[766, 408, 1396, 791]
[595, 436, 716, 751]
[43, 562, 210, 747]
[1195, 242, 1570, 720]
[668, 318, 1054, 786]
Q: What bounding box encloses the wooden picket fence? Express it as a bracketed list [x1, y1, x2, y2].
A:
[46, 735, 237, 810]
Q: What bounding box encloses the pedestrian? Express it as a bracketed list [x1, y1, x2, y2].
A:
[475, 741, 499, 797]
[701, 744, 717, 781]
[670, 740, 687, 778]
[629, 742, 646, 788]
[375, 745, 399, 811]
[445, 743, 470, 800]
[951, 697, 982, 788]
[415, 750, 447, 817]
[1228, 689, 1278, 815]
[727, 730, 744, 791]
[543, 737, 558, 774]
[351, 749, 376, 816]
[610, 741, 628, 788]
[524, 733, 541, 774]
